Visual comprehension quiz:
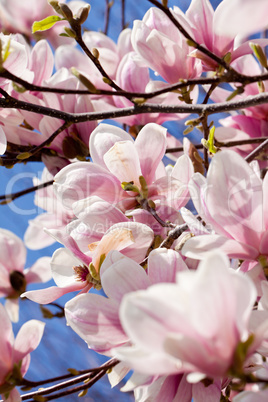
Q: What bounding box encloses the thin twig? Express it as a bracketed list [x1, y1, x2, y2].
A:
[121, 0, 125, 30]
[0, 180, 54, 204]
[245, 138, 268, 163]
[147, 0, 234, 73]
[165, 136, 268, 154]
[20, 358, 119, 401]
[104, 0, 111, 35]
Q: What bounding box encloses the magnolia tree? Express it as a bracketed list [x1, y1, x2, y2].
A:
[1, 0, 268, 400]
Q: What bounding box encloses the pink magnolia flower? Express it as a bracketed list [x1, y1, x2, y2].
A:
[131, 7, 202, 83]
[24, 167, 74, 250]
[0, 304, 44, 402]
[214, 0, 268, 39]
[55, 28, 133, 92]
[215, 114, 268, 162]
[64, 248, 188, 354]
[22, 219, 154, 304]
[115, 251, 257, 380]
[0, 229, 51, 322]
[0, 0, 89, 48]
[113, 51, 199, 126]
[53, 123, 193, 214]
[183, 0, 268, 70]
[182, 150, 268, 263]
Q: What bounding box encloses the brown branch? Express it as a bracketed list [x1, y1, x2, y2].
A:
[165, 136, 268, 154]
[245, 138, 268, 163]
[121, 0, 126, 30]
[104, 0, 112, 35]
[21, 358, 119, 401]
[69, 17, 122, 92]
[0, 180, 54, 204]
[1, 90, 268, 125]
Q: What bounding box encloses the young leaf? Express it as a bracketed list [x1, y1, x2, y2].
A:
[32, 16, 63, 33]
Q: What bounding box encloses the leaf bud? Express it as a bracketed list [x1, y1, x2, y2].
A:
[59, 3, 73, 20]
[49, 1, 61, 14]
[71, 67, 98, 93]
[75, 5, 91, 25]
[250, 42, 268, 69]
[64, 27, 77, 38]
[92, 47, 99, 59]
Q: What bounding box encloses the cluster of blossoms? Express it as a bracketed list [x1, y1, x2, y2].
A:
[1, 0, 268, 401]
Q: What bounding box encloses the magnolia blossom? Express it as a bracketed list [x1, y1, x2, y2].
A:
[113, 52, 199, 127]
[0, 304, 45, 402]
[0, 0, 89, 48]
[24, 167, 74, 250]
[65, 247, 188, 395]
[182, 0, 268, 69]
[182, 150, 268, 263]
[115, 251, 257, 381]
[0, 229, 51, 322]
[22, 218, 154, 304]
[54, 123, 193, 214]
[131, 7, 201, 83]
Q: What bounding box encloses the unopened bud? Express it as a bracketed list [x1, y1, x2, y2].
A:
[49, 1, 61, 14]
[71, 67, 98, 93]
[102, 77, 112, 85]
[60, 3, 73, 19]
[223, 52, 232, 64]
[76, 5, 91, 24]
[64, 27, 76, 38]
[92, 47, 99, 59]
[250, 42, 268, 69]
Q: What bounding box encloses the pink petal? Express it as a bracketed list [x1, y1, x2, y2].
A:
[0, 125, 7, 154]
[205, 151, 263, 249]
[65, 293, 128, 353]
[50, 248, 85, 287]
[101, 256, 150, 303]
[24, 214, 62, 250]
[13, 319, 45, 363]
[182, 234, 259, 260]
[0, 229, 26, 273]
[73, 196, 128, 230]
[103, 141, 142, 186]
[5, 298, 19, 323]
[54, 162, 124, 209]
[105, 222, 154, 263]
[148, 248, 188, 284]
[0, 305, 13, 383]
[89, 123, 133, 168]
[215, 0, 268, 38]
[134, 123, 167, 185]
[21, 283, 84, 304]
[29, 40, 54, 84]
[263, 172, 268, 229]
[24, 257, 51, 284]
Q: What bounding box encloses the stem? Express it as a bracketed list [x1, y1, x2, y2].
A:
[139, 198, 176, 228]
[159, 223, 189, 249]
[70, 19, 122, 92]
[147, 0, 234, 72]
[104, 0, 111, 35]
[0, 180, 54, 204]
[165, 136, 268, 154]
[20, 358, 119, 401]
[121, 0, 125, 30]
[245, 138, 268, 163]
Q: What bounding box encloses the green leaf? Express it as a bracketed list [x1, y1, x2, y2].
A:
[201, 126, 217, 154]
[32, 16, 63, 33]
